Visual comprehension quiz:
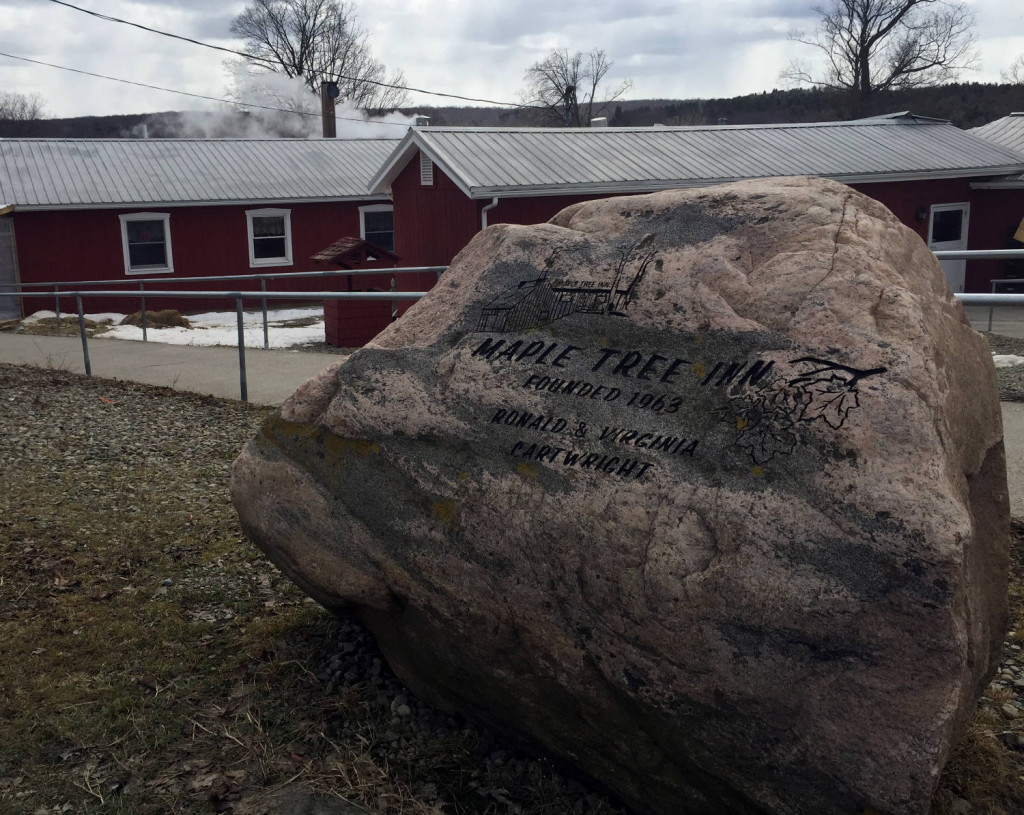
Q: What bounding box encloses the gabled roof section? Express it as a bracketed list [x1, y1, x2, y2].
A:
[0, 138, 399, 210]
[968, 114, 1024, 188]
[971, 113, 1024, 155]
[368, 119, 1024, 199]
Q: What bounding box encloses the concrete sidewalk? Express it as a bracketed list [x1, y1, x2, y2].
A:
[0, 333, 343, 405]
[2, 330, 1022, 516]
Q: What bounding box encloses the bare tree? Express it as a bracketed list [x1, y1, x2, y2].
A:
[781, 0, 978, 99]
[1002, 56, 1024, 85]
[0, 91, 46, 121]
[521, 49, 632, 127]
[230, 0, 409, 112]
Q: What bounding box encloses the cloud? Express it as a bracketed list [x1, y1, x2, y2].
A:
[0, 0, 1021, 118]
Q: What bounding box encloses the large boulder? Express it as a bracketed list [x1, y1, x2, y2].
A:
[232, 177, 1009, 815]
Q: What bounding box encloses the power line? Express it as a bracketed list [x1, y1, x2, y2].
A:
[0, 50, 411, 127]
[47, 0, 250, 60]
[45, 0, 537, 109]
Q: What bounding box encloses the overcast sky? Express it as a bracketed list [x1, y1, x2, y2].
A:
[1, 0, 1022, 123]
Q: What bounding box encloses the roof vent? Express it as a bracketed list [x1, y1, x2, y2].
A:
[420, 152, 434, 186]
[415, 114, 430, 126]
[590, 117, 608, 127]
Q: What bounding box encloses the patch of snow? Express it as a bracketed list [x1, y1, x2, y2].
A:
[27, 306, 327, 349]
[100, 306, 326, 349]
[189, 306, 323, 326]
[24, 310, 122, 324]
[993, 354, 1024, 368]
[102, 322, 325, 349]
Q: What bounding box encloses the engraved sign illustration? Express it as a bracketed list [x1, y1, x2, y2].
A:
[477, 245, 656, 333]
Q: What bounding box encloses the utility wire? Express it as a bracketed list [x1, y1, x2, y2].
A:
[0, 50, 411, 126]
[45, 0, 537, 109]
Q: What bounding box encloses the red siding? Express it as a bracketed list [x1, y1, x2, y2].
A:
[14, 200, 389, 313]
[325, 298, 395, 347]
[390, 152, 478, 268]
[487, 194, 619, 227]
[957, 188, 1024, 293]
[851, 178, 1023, 293]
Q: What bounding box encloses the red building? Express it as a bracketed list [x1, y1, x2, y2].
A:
[0, 137, 398, 316]
[365, 115, 1024, 340]
[4, 116, 1024, 344]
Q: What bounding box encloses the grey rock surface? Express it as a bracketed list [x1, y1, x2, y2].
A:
[233, 177, 1010, 815]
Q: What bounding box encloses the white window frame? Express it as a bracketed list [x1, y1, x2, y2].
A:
[119, 212, 173, 276]
[246, 208, 293, 268]
[359, 204, 394, 252]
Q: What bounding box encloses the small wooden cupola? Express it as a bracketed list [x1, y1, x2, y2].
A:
[310, 237, 399, 269]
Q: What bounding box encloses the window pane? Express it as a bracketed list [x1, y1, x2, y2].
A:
[128, 242, 167, 267]
[252, 216, 285, 238]
[254, 236, 287, 259]
[932, 210, 963, 243]
[364, 211, 393, 232]
[365, 230, 394, 252]
[127, 220, 165, 244]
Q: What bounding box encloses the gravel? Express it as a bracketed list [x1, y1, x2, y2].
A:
[984, 333, 1024, 402]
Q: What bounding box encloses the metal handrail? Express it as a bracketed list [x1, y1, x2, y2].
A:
[14, 288, 427, 403]
[1, 265, 445, 346]
[932, 249, 1024, 260]
[932, 249, 1024, 331]
[2, 265, 446, 289]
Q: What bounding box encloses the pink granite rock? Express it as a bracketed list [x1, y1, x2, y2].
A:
[232, 177, 1009, 815]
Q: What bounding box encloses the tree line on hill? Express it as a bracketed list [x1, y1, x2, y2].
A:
[2, 83, 1024, 140]
[414, 84, 1024, 131]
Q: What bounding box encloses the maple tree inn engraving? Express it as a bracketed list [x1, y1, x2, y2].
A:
[469, 247, 887, 475]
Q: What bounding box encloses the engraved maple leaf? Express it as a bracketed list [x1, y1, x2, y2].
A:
[796, 374, 861, 429]
[725, 384, 799, 464]
[735, 420, 797, 465]
[786, 358, 886, 431]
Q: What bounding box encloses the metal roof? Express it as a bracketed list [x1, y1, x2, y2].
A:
[968, 114, 1024, 188]
[971, 113, 1024, 155]
[369, 118, 1024, 198]
[0, 138, 399, 210]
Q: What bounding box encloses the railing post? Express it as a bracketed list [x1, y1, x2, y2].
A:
[261, 277, 269, 350]
[988, 281, 994, 334]
[55, 285, 61, 336]
[140, 282, 148, 342]
[77, 295, 91, 376]
[236, 296, 248, 403]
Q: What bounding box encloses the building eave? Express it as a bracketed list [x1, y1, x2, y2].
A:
[460, 166, 1024, 199]
[969, 179, 1024, 189]
[9, 194, 392, 212]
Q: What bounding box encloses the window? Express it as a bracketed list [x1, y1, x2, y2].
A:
[246, 208, 292, 267]
[119, 212, 173, 275]
[360, 205, 394, 252]
[930, 208, 964, 243]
